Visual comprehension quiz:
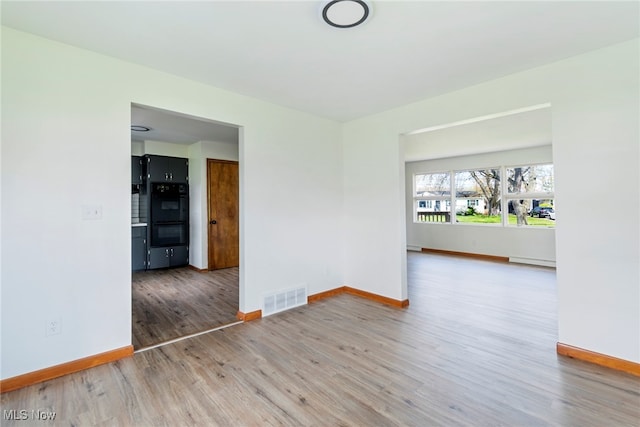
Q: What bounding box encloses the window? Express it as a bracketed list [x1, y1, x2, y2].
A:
[413, 163, 554, 228]
[505, 164, 554, 227]
[455, 169, 501, 225]
[414, 172, 451, 223]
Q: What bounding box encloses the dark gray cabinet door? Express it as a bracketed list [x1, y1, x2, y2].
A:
[168, 157, 189, 183]
[148, 245, 188, 269]
[148, 247, 171, 269]
[132, 226, 147, 271]
[145, 155, 188, 183]
[170, 245, 189, 267]
[146, 155, 167, 182]
[131, 156, 143, 185]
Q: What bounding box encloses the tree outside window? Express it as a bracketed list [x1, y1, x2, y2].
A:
[506, 164, 554, 227]
[455, 169, 501, 224]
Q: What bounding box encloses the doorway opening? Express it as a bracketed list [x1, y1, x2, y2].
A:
[401, 104, 556, 313]
[130, 103, 242, 350]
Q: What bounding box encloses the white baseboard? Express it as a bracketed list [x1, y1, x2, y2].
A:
[407, 245, 422, 252]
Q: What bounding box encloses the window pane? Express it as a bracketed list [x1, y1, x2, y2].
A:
[416, 199, 451, 223]
[454, 169, 501, 224]
[507, 199, 555, 227]
[506, 164, 554, 194]
[415, 173, 450, 196]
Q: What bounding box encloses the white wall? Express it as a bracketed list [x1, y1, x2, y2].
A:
[142, 140, 189, 158]
[1, 27, 344, 379]
[131, 140, 144, 156]
[343, 39, 639, 363]
[406, 146, 556, 264]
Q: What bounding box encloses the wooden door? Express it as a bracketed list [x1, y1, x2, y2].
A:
[207, 159, 239, 270]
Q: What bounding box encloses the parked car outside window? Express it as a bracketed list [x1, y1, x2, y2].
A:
[529, 206, 555, 219]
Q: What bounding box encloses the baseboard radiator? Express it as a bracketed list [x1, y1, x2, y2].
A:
[509, 256, 556, 268]
[263, 286, 307, 316]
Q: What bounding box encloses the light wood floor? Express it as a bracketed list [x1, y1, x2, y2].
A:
[2, 252, 639, 426]
[132, 267, 239, 349]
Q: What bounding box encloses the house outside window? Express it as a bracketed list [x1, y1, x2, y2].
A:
[414, 172, 451, 223]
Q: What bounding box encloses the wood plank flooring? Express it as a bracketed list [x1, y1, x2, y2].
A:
[2, 252, 639, 426]
[132, 267, 239, 349]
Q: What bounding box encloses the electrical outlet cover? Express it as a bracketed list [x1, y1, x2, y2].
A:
[46, 318, 62, 336]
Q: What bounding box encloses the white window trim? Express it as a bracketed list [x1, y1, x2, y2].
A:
[413, 171, 453, 224]
[503, 163, 555, 228]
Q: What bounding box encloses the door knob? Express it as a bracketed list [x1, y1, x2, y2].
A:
[210, 220, 217, 225]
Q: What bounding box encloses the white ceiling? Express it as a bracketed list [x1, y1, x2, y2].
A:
[404, 106, 552, 161]
[3, 1, 638, 151]
[2, 1, 638, 124]
[131, 104, 239, 145]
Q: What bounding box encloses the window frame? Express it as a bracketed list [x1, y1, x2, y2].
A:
[454, 167, 502, 227]
[413, 171, 453, 224]
[413, 162, 554, 228]
[502, 163, 555, 227]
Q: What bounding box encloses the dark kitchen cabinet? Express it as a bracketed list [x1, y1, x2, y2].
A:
[145, 155, 188, 183]
[148, 245, 188, 269]
[142, 154, 189, 270]
[132, 226, 147, 271]
[131, 156, 143, 185]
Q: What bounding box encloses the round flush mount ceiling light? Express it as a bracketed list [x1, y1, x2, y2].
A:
[322, 0, 371, 28]
[131, 125, 150, 132]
